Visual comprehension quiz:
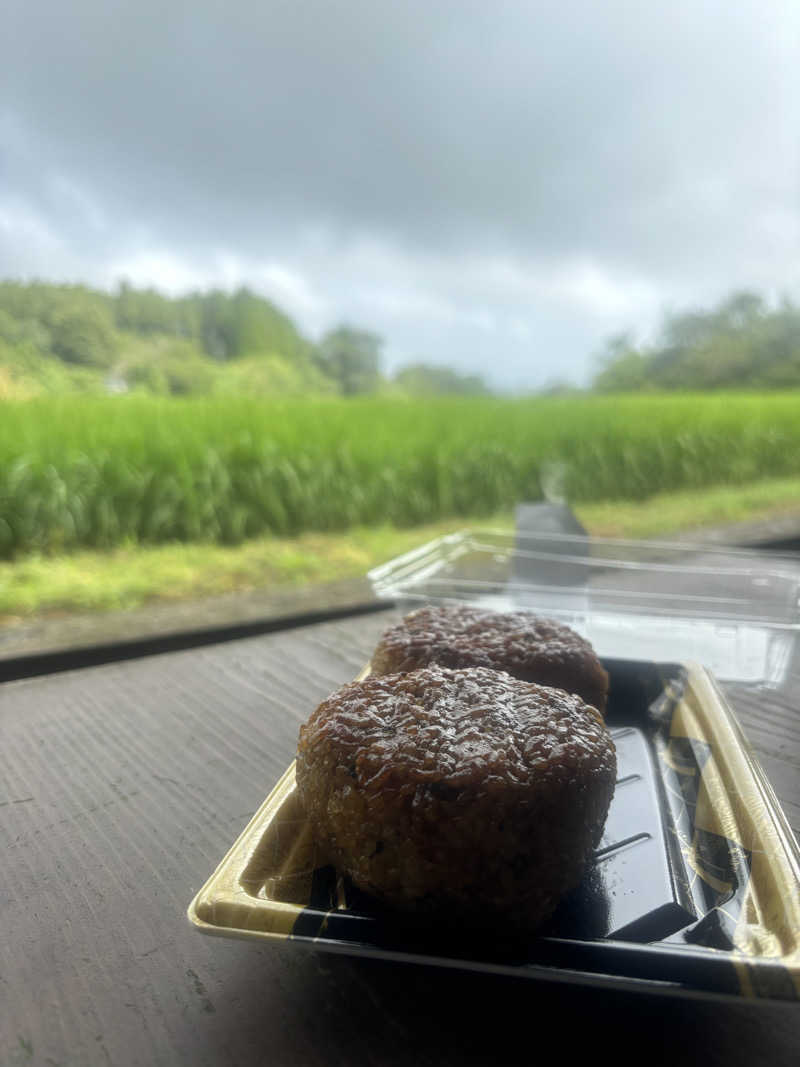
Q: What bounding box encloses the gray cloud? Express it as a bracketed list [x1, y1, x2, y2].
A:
[1, 1, 798, 386]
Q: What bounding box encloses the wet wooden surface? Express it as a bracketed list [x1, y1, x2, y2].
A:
[1, 610, 799, 1066]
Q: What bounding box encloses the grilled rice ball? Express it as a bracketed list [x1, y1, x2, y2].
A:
[371, 604, 609, 715]
[296, 665, 616, 932]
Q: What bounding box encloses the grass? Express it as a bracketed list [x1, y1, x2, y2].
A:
[0, 516, 512, 620]
[3, 391, 800, 620]
[576, 475, 800, 538]
[4, 392, 800, 557]
[2, 476, 799, 621]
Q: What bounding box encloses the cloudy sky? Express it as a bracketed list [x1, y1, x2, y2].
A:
[2, 2, 798, 388]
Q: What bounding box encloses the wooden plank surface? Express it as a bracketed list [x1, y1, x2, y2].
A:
[1, 611, 799, 1067]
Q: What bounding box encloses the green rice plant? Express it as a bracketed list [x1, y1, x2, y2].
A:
[1, 391, 800, 558]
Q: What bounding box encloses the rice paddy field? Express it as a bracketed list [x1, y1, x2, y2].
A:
[2, 392, 800, 559]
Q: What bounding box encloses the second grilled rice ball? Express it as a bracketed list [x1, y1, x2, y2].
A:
[371, 604, 609, 714]
[296, 665, 616, 932]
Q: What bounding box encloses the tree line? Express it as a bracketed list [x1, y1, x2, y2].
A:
[4, 281, 797, 399]
[0, 281, 490, 398]
[593, 291, 800, 391]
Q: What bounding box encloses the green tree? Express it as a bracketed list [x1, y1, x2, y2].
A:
[50, 304, 118, 367]
[228, 287, 310, 361]
[126, 340, 219, 395]
[592, 292, 800, 391]
[198, 290, 235, 360]
[593, 334, 649, 392]
[115, 281, 197, 338]
[317, 326, 383, 394]
[0, 279, 391, 396]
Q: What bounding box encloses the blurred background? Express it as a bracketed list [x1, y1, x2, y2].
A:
[1, 1, 799, 632]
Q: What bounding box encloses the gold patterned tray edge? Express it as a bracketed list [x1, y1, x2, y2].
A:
[669, 668, 800, 995]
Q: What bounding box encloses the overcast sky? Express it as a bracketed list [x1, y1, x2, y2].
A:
[2, 2, 798, 388]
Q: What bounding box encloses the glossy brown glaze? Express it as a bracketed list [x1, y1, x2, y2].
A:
[296, 665, 616, 931]
[370, 604, 609, 715]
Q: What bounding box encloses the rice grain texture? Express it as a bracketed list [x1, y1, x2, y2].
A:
[371, 604, 609, 715]
[296, 665, 616, 931]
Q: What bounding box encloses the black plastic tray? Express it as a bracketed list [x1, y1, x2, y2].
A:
[189, 659, 800, 1002]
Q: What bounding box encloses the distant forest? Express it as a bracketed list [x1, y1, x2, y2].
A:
[593, 291, 800, 391]
[2, 282, 799, 399]
[0, 281, 489, 398]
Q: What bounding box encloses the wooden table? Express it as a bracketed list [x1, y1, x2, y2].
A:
[2, 609, 799, 1066]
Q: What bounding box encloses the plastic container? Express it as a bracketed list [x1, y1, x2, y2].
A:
[188, 529, 800, 1000]
[368, 529, 800, 686]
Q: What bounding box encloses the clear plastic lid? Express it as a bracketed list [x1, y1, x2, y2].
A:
[368, 529, 800, 686]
